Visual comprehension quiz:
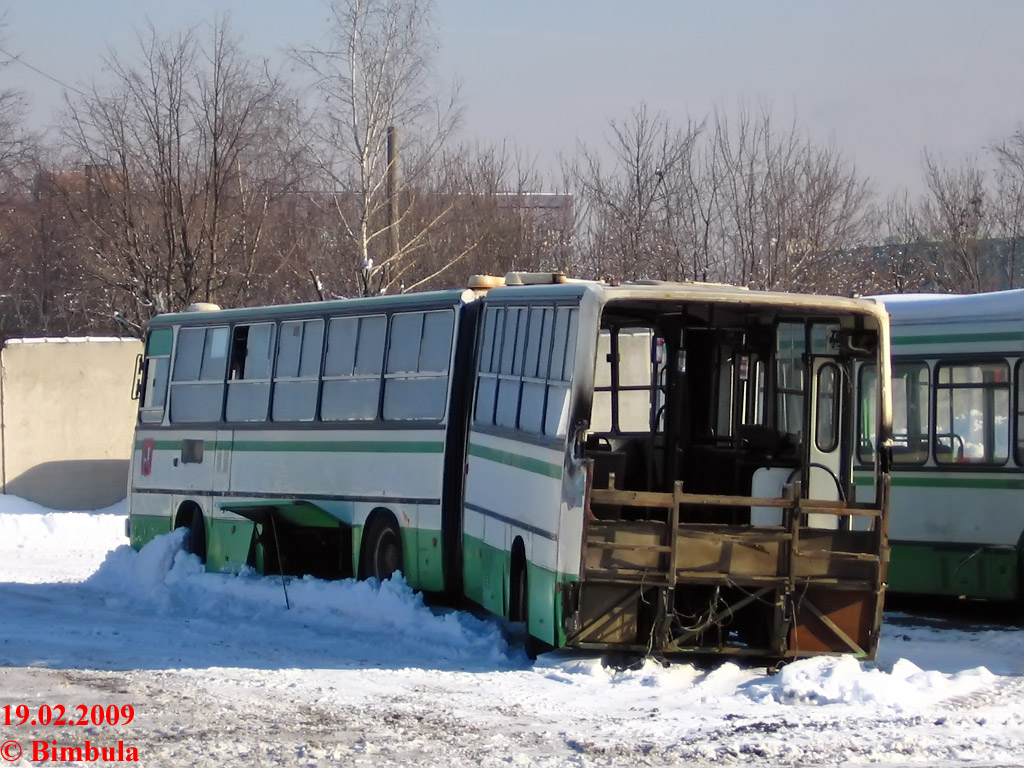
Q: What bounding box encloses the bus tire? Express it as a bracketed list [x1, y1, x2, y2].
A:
[361, 514, 403, 582]
[514, 564, 528, 624]
[510, 547, 544, 660]
[187, 511, 207, 565]
[516, 565, 545, 661]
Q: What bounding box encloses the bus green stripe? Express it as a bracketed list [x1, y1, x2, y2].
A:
[137, 438, 444, 454]
[892, 330, 1024, 347]
[232, 440, 443, 454]
[856, 472, 1024, 490]
[889, 475, 1024, 490]
[468, 442, 562, 479]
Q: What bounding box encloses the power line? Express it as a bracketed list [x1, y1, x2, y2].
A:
[0, 46, 86, 96]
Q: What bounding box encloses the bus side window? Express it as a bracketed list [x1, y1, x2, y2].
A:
[226, 323, 275, 422]
[473, 307, 504, 427]
[856, 364, 878, 463]
[272, 319, 324, 422]
[322, 314, 386, 422]
[934, 361, 1009, 465]
[1017, 360, 1024, 465]
[495, 307, 528, 429]
[519, 306, 554, 434]
[545, 307, 578, 437]
[890, 362, 930, 464]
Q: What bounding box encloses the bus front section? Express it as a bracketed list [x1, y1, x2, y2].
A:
[566, 288, 890, 661]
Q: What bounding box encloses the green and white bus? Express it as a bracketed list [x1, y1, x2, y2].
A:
[129, 273, 892, 660]
[863, 290, 1024, 602]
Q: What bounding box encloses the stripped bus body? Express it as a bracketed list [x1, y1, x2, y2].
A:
[129, 275, 892, 660]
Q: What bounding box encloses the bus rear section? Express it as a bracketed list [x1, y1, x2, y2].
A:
[869, 290, 1024, 603]
[564, 286, 891, 660]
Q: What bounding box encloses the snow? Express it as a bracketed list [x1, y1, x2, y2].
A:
[1, 499, 1023, 766]
[2, 337, 138, 345]
[874, 290, 1024, 325]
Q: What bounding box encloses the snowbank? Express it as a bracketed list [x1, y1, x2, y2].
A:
[1, 494, 1022, 766]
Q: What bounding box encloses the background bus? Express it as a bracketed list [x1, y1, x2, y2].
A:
[865, 290, 1024, 602]
[129, 273, 892, 660]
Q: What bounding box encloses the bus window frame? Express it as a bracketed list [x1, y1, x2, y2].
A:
[139, 328, 173, 424]
[933, 358, 1011, 467]
[321, 313, 387, 423]
[271, 317, 325, 423]
[814, 361, 841, 453]
[472, 302, 579, 442]
[168, 324, 230, 424]
[382, 308, 455, 423]
[225, 321, 276, 423]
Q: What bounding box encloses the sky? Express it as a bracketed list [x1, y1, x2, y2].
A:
[2, 1, 1022, 197]
[1, 495, 1023, 765]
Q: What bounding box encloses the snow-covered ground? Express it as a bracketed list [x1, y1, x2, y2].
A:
[1, 497, 1023, 767]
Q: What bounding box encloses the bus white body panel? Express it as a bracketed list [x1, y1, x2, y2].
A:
[870, 290, 1024, 600]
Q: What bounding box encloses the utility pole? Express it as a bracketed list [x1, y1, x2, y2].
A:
[386, 125, 399, 290]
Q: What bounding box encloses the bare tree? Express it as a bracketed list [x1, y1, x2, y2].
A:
[59, 18, 306, 330]
[0, 22, 36, 194]
[401, 141, 574, 288]
[709, 104, 871, 293]
[679, 126, 727, 283]
[567, 102, 871, 292]
[295, 0, 461, 296]
[0, 16, 50, 339]
[861, 191, 933, 295]
[572, 103, 701, 281]
[990, 127, 1024, 289]
[917, 151, 992, 293]
[0, 168, 78, 338]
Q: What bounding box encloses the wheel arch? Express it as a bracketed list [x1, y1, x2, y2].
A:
[173, 499, 204, 531]
[173, 499, 207, 564]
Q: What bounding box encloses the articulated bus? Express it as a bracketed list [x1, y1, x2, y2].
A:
[128, 273, 892, 660]
[863, 290, 1024, 602]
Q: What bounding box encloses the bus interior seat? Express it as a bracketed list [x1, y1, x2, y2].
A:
[585, 434, 649, 487]
[585, 436, 627, 491]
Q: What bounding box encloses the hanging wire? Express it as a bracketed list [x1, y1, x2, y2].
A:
[0, 46, 87, 96]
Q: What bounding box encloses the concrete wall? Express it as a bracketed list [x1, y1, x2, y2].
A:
[1, 338, 143, 510]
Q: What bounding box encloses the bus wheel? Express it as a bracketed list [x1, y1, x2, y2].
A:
[187, 512, 207, 565]
[514, 564, 544, 661]
[361, 515, 403, 581]
[513, 562, 528, 624]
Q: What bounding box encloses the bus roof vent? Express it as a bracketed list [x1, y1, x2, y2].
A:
[185, 302, 222, 312]
[504, 271, 567, 286]
[467, 274, 505, 290]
